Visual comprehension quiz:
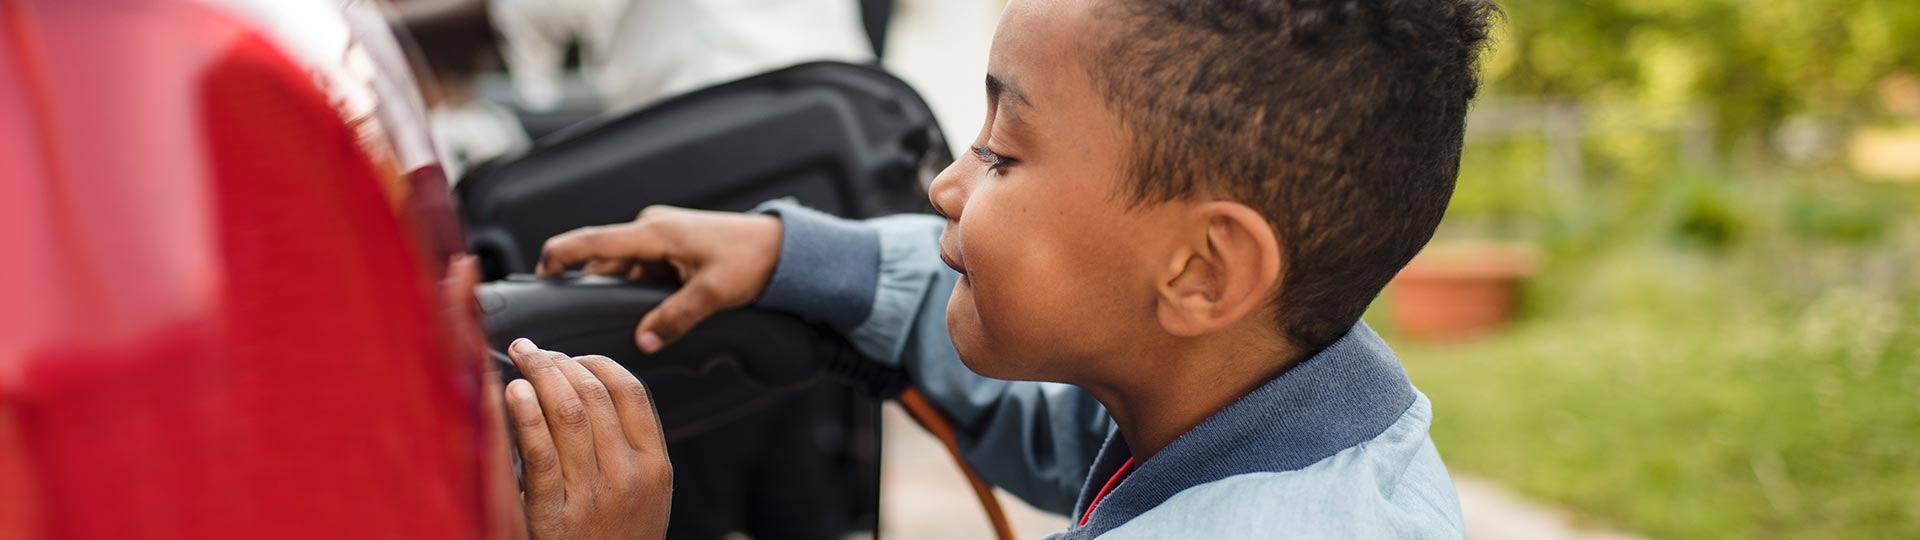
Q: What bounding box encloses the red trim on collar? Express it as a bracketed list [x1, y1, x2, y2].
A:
[1078, 457, 1136, 528]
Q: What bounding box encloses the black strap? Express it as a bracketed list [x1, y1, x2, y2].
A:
[859, 0, 896, 59]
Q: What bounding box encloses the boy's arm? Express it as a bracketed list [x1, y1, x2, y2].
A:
[536, 202, 1110, 514]
[753, 201, 1109, 515]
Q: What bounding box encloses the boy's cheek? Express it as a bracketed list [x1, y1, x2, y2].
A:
[944, 275, 1034, 380]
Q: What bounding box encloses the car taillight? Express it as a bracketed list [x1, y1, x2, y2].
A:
[0, 1, 499, 538]
[201, 0, 466, 269]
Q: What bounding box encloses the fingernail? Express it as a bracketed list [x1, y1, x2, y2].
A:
[507, 379, 534, 399]
[638, 332, 663, 354]
[511, 338, 537, 354]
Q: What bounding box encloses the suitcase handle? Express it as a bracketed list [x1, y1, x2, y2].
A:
[478, 274, 905, 397]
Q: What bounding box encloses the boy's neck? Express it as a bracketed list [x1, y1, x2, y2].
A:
[1082, 333, 1303, 462]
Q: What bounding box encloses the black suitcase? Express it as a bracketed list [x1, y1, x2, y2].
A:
[458, 61, 950, 540]
[460, 61, 946, 279]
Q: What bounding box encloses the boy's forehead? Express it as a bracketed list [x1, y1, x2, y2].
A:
[990, 0, 1111, 106]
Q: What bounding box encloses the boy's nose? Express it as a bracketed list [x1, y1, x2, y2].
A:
[927, 159, 968, 221]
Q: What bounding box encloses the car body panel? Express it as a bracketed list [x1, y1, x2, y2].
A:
[0, 0, 497, 537]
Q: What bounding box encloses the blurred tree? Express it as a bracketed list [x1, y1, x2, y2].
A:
[1485, 0, 1920, 152]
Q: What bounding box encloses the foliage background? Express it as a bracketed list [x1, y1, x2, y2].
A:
[1378, 1, 1920, 538]
[1486, 0, 1920, 139]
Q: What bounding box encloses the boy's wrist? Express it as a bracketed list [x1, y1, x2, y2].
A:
[750, 200, 883, 331]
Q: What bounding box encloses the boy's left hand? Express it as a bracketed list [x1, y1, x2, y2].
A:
[504, 338, 673, 540]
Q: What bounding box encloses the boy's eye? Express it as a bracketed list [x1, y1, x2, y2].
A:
[969, 144, 1017, 173]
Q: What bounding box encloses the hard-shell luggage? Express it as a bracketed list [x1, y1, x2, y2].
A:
[460, 61, 950, 540]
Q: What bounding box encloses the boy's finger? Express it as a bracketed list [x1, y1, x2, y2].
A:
[507, 339, 598, 479]
[633, 280, 722, 354]
[581, 258, 635, 278]
[550, 354, 635, 476]
[504, 379, 564, 503]
[537, 222, 674, 277]
[577, 355, 668, 456]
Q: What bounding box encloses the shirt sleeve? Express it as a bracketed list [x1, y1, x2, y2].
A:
[752, 200, 1111, 515]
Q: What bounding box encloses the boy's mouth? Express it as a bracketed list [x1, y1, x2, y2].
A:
[939, 250, 968, 276]
[938, 229, 967, 276]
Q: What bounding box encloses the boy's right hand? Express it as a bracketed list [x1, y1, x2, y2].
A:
[537, 206, 783, 353]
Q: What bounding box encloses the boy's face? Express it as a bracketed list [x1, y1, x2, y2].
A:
[930, 0, 1187, 383]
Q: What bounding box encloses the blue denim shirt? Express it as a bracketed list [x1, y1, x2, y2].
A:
[754, 201, 1465, 539]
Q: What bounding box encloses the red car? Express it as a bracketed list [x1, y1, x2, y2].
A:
[1, 0, 506, 537]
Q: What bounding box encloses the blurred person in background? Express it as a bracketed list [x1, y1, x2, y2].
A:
[395, 0, 881, 178]
[489, 0, 875, 113]
[393, 0, 531, 181]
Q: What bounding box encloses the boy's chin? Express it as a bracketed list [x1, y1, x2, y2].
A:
[955, 349, 1047, 382]
[953, 343, 1023, 380]
[946, 320, 1064, 382]
[945, 293, 1042, 381]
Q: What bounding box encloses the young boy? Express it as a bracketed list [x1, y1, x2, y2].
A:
[500, 0, 1497, 537]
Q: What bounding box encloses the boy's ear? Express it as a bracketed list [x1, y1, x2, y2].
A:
[1155, 202, 1284, 337]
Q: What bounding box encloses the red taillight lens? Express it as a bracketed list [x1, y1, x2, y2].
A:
[0, 1, 500, 538]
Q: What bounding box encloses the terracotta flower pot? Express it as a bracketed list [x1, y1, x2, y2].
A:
[1387, 243, 1537, 342]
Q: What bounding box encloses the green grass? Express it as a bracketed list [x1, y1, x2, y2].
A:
[1375, 214, 1920, 539]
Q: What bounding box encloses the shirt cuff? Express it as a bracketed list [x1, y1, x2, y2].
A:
[847, 213, 951, 366]
[751, 200, 882, 331]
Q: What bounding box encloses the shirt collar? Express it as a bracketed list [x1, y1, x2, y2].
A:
[1066, 321, 1418, 537]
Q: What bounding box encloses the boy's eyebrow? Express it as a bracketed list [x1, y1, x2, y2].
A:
[986, 73, 1031, 109]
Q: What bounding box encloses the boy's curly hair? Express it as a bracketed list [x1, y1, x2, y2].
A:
[1093, 0, 1500, 349]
